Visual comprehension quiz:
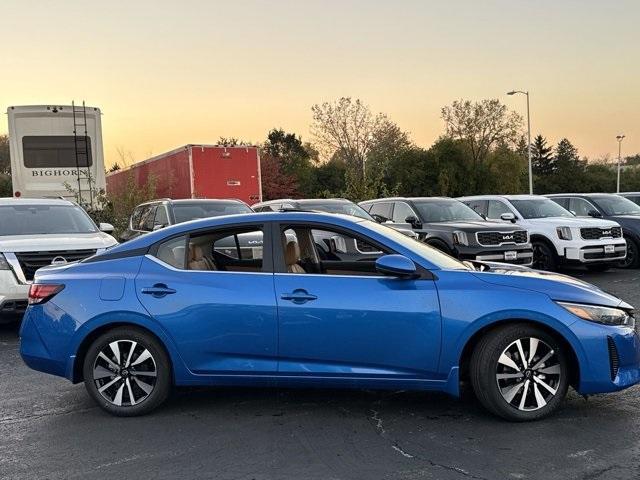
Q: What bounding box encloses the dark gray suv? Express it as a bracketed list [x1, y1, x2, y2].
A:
[359, 197, 533, 266]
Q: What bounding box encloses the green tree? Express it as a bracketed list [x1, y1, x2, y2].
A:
[262, 129, 317, 195]
[441, 99, 523, 189]
[531, 134, 554, 176]
[0, 134, 10, 175]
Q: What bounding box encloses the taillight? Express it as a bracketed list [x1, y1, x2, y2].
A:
[28, 284, 64, 305]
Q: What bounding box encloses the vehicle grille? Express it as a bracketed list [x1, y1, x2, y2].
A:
[607, 336, 619, 381]
[476, 230, 528, 246]
[15, 249, 97, 281]
[580, 226, 622, 240]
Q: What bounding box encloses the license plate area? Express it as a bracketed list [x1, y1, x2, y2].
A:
[604, 245, 615, 254]
[504, 251, 517, 261]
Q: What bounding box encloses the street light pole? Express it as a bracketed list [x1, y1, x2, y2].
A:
[507, 90, 532, 194]
[616, 135, 625, 193]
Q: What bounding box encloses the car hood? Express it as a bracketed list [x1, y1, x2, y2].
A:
[471, 263, 631, 309]
[425, 221, 520, 231]
[526, 217, 619, 228]
[0, 233, 117, 252]
[608, 214, 640, 225]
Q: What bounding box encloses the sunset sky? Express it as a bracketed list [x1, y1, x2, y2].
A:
[2, 0, 638, 167]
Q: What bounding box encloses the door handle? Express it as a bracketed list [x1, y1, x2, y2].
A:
[280, 289, 318, 304]
[141, 283, 176, 298]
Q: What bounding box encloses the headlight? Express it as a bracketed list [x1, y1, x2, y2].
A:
[556, 226, 573, 240]
[0, 253, 10, 270]
[452, 231, 469, 246]
[557, 301, 635, 327]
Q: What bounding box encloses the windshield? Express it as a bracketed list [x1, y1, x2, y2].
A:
[592, 196, 640, 216]
[301, 202, 374, 220]
[362, 219, 471, 270]
[0, 205, 98, 235]
[510, 199, 574, 219]
[173, 202, 252, 224]
[413, 199, 484, 222]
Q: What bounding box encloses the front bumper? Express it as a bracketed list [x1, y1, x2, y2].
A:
[0, 269, 29, 317]
[571, 319, 640, 394]
[564, 242, 627, 263]
[456, 245, 534, 266]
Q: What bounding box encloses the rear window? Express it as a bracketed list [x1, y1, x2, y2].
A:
[22, 136, 93, 168]
[172, 202, 252, 224]
[0, 204, 97, 235]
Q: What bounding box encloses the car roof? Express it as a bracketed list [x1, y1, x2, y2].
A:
[141, 198, 247, 206]
[254, 198, 351, 206]
[546, 193, 617, 198]
[361, 197, 459, 203]
[0, 197, 75, 206]
[104, 211, 368, 254]
[458, 194, 543, 201]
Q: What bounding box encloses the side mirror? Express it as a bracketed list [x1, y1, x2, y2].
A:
[375, 254, 418, 278]
[588, 209, 602, 218]
[405, 215, 421, 228]
[500, 213, 516, 223]
[99, 222, 114, 233]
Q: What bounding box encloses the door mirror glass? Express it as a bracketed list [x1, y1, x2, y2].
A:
[375, 254, 417, 278]
[500, 213, 516, 223]
[99, 222, 114, 233]
[588, 209, 602, 218]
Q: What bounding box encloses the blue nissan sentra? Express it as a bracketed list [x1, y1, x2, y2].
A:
[20, 212, 640, 421]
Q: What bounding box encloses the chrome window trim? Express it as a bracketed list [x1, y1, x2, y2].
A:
[145, 254, 272, 275]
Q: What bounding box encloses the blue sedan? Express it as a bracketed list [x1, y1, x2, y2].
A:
[20, 212, 640, 421]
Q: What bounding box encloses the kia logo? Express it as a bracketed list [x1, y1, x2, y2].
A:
[502, 235, 514, 240]
[602, 230, 611, 235]
[51, 256, 68, 266]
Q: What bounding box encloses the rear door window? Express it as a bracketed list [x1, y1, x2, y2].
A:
[369, 202, 393, 221]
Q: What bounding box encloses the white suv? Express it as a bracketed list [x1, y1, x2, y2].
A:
[0, 198, 117, 320]
[458, 195, 626, 271]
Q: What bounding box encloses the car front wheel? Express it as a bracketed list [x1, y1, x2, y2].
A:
[83, 326, 171, 416]
[470, 323, 569, 421]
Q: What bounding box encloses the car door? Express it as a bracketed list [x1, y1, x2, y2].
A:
[273, 221, 442, 379]
[135, 222, 278, 374]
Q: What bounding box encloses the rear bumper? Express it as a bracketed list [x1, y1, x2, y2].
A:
[19, 306, 68, 378]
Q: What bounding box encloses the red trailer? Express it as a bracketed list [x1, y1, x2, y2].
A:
[106, 144, 262, 204]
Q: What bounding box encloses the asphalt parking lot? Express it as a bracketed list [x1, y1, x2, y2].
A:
[1, 268, 639, 480]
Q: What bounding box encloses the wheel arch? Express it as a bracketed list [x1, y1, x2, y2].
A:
[425, 236, 453, 254]
[529, 233, 560, 256]
[70, 314, 183, 384]
[458, 318, 581, 389]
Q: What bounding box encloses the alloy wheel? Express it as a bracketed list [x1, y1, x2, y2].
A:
[495, 337, 562, 411]
[92, 339, 157, 407]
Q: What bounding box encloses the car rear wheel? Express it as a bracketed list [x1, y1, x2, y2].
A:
[532, 241, 558, 271]
[83, 327, 171, 416]
[470, 323, 569, 421]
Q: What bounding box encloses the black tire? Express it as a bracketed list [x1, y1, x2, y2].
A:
[617, 237, 639, 269]
[532, 240, 558, 271]
[470, 323, 569, 422]
[426, 239, 452, 255]
[586, 263, 612, 272]
[83, 326, 171, 416]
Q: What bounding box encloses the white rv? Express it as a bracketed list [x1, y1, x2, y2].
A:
[7, 105, 106, 206]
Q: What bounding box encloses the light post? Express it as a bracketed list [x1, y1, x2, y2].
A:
[507, 90, 532, 194]
[616, 135, 625, 193]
